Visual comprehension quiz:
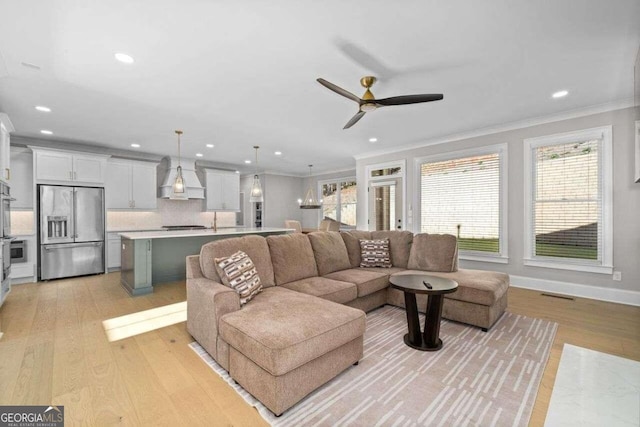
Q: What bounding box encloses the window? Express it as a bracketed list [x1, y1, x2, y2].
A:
[417, 145, 507, 262]
[320, 179, 357, 227]
[524, 126, 613, 274]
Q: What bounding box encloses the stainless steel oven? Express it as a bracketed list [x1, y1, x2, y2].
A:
[0, 183, 12, 238]
[11, 239, 25, 263]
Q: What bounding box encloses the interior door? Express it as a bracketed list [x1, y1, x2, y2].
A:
[369, 179, 403, 231]
[74, 187, 104, 242]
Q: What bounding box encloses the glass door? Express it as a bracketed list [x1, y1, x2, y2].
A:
[369, 179, 403, 231]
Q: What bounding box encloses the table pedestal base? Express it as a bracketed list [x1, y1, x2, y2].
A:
[403, 334, 443, 351]
[403, 292, 446, 352]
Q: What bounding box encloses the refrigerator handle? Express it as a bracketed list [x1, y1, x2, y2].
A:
[72, 188, 77, 239]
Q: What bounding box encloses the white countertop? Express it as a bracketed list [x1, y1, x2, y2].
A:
[119, 227, 294, 240]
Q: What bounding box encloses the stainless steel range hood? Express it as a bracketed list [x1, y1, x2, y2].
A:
[159, 157, 205, 199]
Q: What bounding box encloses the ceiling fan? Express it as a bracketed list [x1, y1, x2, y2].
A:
[317, 76, 443, 129]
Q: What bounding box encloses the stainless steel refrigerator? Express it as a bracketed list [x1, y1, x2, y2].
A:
[39, 185, 105, 280]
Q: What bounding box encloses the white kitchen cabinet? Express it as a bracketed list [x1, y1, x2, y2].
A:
[0, 113, 15, 184]
[32, 148, 110, 184]
[106, 159, 158, 210]
[73, 154, 107, 183]
[105, 161, 131, 208]
[130, 163, 157, 209]
[9, 147, 33, 209]
[205, 169, 240, 211]
[107, 233, 122, 269]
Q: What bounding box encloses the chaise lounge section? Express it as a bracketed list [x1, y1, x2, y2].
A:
[186, 230, 509, 415]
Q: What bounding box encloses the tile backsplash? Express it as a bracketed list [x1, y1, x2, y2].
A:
[107, 198, 237, 230]
[10, 199, 237, 234]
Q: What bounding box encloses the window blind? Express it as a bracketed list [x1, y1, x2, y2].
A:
[533, 139, 600, 260]
[420, 153, 501, 253]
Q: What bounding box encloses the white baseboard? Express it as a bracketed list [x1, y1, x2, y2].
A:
[510, 275, 640, 307]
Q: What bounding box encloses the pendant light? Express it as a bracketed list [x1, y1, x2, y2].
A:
[249, 145, 264, 203]
[299, 165, 322, 209]
[172, 130, 187, 199]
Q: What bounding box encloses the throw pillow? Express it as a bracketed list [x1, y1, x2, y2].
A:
[214, 250, 262, 305]
[359, 238, 392, 268]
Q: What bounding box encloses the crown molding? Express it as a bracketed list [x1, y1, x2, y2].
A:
[12, 134, 164, 162]
[353, 98, 636, 161]
[0, 113, 15, 132]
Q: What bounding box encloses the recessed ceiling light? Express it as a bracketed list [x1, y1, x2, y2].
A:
[130, 143, 140, 148]
[115, 53, 134, 64]
[35, 105, 51, 112]
[552, 90, 568, 99]
[274, 151, 282, 156]
[206, 144, 214, 148]
[235, 170, 240, 174]
[40, 130, 53, 135]
[244, 160, 251, 164]
[369, 137, 378, 143]
[196, 153, 203, 157]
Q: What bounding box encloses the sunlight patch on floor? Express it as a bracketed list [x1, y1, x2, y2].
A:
[102, 301, 187, 342]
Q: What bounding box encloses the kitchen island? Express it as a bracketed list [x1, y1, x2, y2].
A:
[119, 227, 292, 296]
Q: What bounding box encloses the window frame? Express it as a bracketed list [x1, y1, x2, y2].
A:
[414, 143, 509, 264]
[523, 126, 613, 274]
[317, 176, 357, 228]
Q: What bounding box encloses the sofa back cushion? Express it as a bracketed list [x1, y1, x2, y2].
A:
[341, 230, 373, 268]
[266, 233, 318, 285]
[371, 230, 414, 268]
[200, 235, 275, 287]
[407, 233, 459, 272]
[307, 231, 352, 275]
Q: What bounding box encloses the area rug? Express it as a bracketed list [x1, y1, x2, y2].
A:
[190, 306, 557, 426]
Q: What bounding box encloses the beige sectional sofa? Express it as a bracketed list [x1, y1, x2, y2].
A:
[186, 230, 508, 416]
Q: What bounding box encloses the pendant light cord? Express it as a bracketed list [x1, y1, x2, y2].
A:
[254, 145, 260, 176]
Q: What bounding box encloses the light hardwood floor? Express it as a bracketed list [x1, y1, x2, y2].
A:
[0, 273, 638, 426]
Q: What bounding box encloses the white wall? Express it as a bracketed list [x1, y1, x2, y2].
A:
[241, 173, 305, 228]
[356, 106, 640, 294]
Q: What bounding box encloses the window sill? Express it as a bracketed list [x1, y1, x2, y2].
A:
[460, 254, 509, 264]
[523, 258, 613, 275]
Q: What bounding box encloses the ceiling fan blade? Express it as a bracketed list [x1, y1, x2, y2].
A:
[317, 78, 362, 104]
[375, 94, 443, 107]
[343, 111, 366, 129]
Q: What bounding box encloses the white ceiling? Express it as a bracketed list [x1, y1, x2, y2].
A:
[0, 0, 638, 175]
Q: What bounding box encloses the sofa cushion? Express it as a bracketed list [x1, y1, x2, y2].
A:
[200, 235, 275, 287]
[280, 276, 357, 304]
[341, 231, 373, 268]
[407, 233, 458, 272]
[371, 231, 413, 268]
[359, 238, 392, 268]
[307, 231, 352, 276]
[324, 268, 390, 298]
[219, 287, 365, 376]
[266, 233, 318, 285]
[393, 269, 508, 306]
[357, 266, 407, 276]
[214, 251, 263, 306]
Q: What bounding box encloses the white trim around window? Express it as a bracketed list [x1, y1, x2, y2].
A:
[414, 143, 509, 264]
[523, 126, 613, 274]
[317, 176, 357, 228]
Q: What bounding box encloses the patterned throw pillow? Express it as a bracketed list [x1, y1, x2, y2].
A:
[359, 239, 392, 268]
[214, 251, 262, 305]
